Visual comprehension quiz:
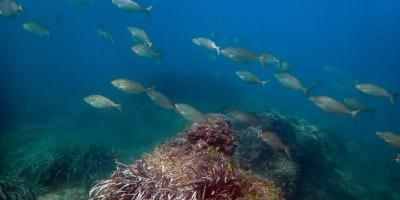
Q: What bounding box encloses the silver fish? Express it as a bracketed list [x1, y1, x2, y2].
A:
[356, 83, 398, 104]
[97, 27, 115, 43]
[175, 103, 207, 124]
[277, 61, 293, 72]
[396, 154, 400, 164]
[274, 73, 312, 95]
[127, 25, 152, 47]
[0, 0, 22, 17]
[22, 21, 49, 38]
[343, 98, 366, 110]
[111, 78, 154, 94]
[376, 132, 400, 149]
[309, 96, 361, 118]
[146, 89, 174, 110]
[230, 109, 261, 125]
[221, 47, 266, 67]
[192, 37, 220, 55]
[259, 53, 279, 68]
[112, 0, 152, 14]
[236, 71, 268, 85]
[84, 95, 121, 110]
[344, 97, 376, 117]
[259, 131, 290, 157]
[131, 43, 161, 60]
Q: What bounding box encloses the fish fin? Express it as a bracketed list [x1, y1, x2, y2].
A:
[351, 109, 362, 119]
[261, 80, 269, 86]
[148, 41, 152, 47]
[304, 80, 320, 96]
[116, 104, 122, 111]
[275, 59, 280, 69]
[215, 46, 220, 55]
[284, 145, 291, 158]
[390, 93, 399, 104]
[144, 5, 152, 16]
[156, 51, 163, 64]
[258, 55, 266, 69]
[145, 85, 157, 92]
[43, 32, 50, 39]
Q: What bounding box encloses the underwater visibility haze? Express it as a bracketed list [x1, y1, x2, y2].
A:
[1, 0, 400, 199]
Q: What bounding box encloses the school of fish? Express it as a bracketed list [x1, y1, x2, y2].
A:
[4, 0, 399, 164]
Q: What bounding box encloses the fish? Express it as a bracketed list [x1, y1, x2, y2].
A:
[0, 0, 22, 17]
[111, 0, 152, 14]
[277, 61, 293, 72]
[97, 27, 115, 43]
[146, 88, 174, 110]
[22, 21, 49, 38]
[192, 37, 220, 55]
[235, 71, 268, 85]
[259, 53, 279, 68]
[175, 103, 207, 124]
[396, 154, 400, 164]
[259, 131, 290, 157]
[229, 109, 261, 125]
[84, 95, 121, 110]
[127, 26, 152, 47]
[111, 78, 154, 94]
[344, 98, 376, 117]
[355, 83, 398, 104]
[309, 96, 361, 118]
[376, 132, 400, 149]
[221, 47, 267, 67]
[131, 43, 161, 60]
[274, 73, 317, 95]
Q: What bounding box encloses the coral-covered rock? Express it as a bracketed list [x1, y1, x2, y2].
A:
[232, 109, 378, 200]
[186, 114, 235, 156]
[89, 114, 284, 200]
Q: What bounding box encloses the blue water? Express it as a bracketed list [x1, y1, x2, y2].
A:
[1, 0, 400, 199]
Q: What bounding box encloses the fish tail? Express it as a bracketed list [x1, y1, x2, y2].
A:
[258, 55, 266, 69]
[275, 58, 280, 69]
[144, 5, 152, 16]
[351, 109, 362, 119]
[116, 104, 122, 111]
[145, 85, 157, 92]
[261, 80, 269, 86]
[215, 46, 221, 55]
[156, 50, 164, 63]
[303, 88, 310, 96]
[284, 145, 291, 158]
[390, 93, 399, 104]
[304, 80, 320, 96]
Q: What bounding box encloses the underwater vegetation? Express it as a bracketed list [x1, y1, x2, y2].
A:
[0, 143, 115, 199]
[1, 0, 399, 199]
[89, 114, 284, 200]
[0, 175, 46, 200]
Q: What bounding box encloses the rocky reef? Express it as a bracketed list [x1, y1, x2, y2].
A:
[89, 114, 284, 200]
[230, 109, 389, 200]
